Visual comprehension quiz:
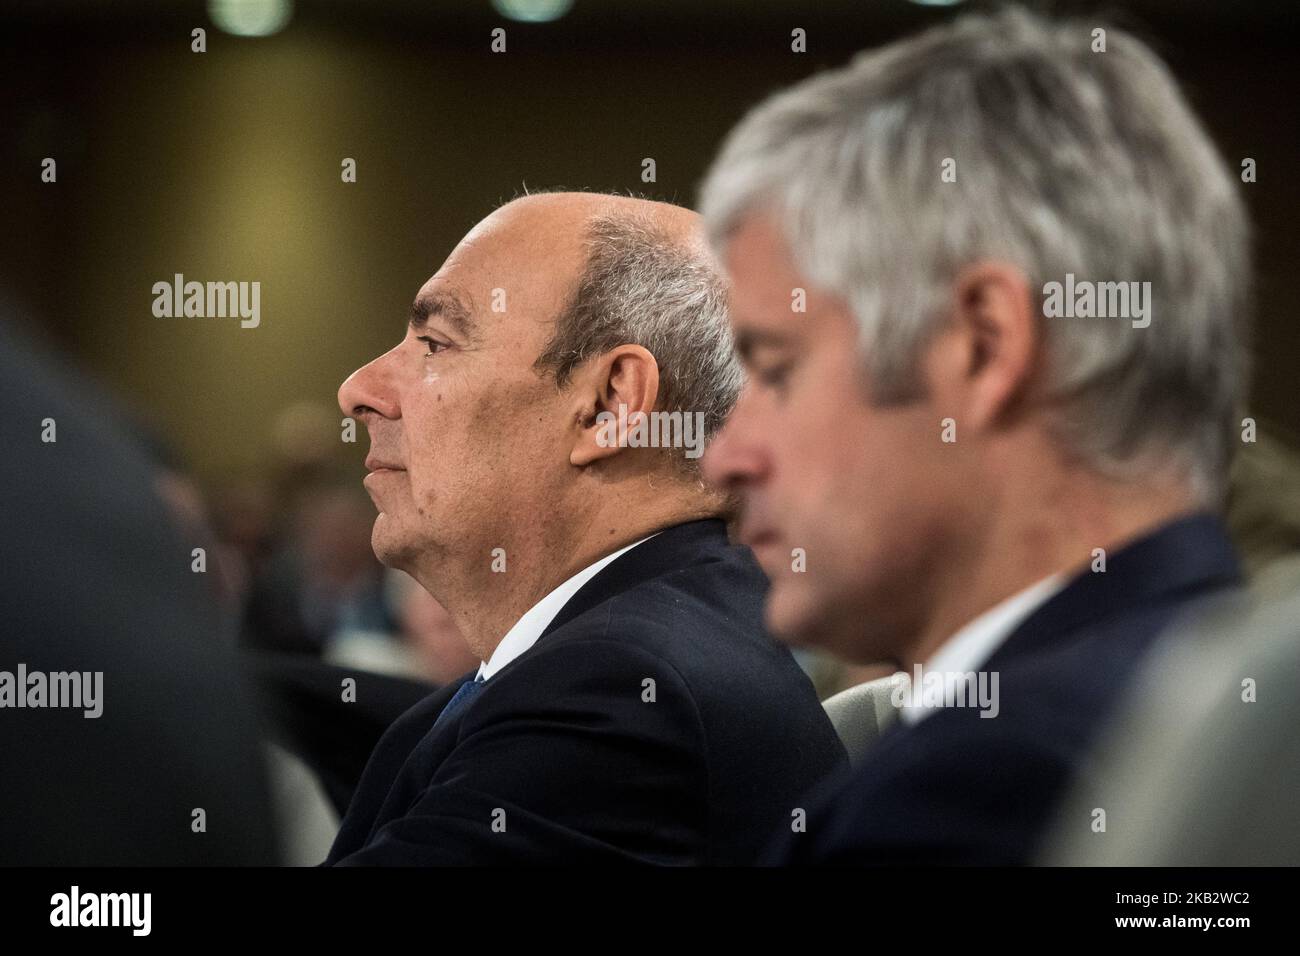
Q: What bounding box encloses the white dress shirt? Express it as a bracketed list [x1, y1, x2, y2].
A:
[898, 573, 1066, 725]
[475, 533, 660, 682]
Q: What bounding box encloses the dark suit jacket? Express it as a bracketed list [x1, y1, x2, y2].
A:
[324, 518, 848, 865]
[772, 513, 1240, 866]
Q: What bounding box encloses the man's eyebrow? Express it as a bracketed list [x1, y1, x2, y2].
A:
[409, 290, 478, 342]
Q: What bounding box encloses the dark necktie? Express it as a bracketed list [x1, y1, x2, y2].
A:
[431, 675, 485, 732]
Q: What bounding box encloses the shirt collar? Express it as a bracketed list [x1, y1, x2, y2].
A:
[475, 533, 660, 682]
[898, 573, 1065, 725]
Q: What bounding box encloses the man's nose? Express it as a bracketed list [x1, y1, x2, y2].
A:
[702, 388, 769, 493]
[338, 352, 401, 423]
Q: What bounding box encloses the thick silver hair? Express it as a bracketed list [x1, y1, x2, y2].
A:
[534, 210, 742, 470]
[699, 7, 1252, 502]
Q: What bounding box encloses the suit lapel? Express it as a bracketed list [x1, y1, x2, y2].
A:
[538, 519, 731, 640]
[363, 673, 475, 842]
[987, 511, 1240, 668]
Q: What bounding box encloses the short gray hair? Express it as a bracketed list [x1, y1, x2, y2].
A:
[699, 7, 1252, 502]
[534, 211, 742, 465]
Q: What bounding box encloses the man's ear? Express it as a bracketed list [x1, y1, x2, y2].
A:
[569, 345, 661, 467]
[928, 261, 1038, 433]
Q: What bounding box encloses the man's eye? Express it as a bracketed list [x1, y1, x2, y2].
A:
[417, 336, 449, 357]
[755, 361, 793, 390]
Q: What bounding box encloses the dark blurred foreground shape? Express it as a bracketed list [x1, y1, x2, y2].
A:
[0, 305, 277, 865]
[1044, 553, 1300, 865]
[244, 650, 434, 817]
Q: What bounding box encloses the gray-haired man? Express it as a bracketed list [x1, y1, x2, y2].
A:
[326, 192, 846, 864]
[699, 8, 1250, 863]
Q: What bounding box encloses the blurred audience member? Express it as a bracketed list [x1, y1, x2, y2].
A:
[1045, 554, 1300, 865]
[0, 302, 277, 865]
[242, 480, 394, 655]
[388, 570, 480, 684]
[1225, 425, 1300, 576]
[699, 8, 1250, 864]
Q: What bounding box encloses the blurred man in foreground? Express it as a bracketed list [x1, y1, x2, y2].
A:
[0, 303, 277, 865]
[1045, 555, 1300, 865]
[325, 192, 846, 865]
[700, 8, 1250, 863]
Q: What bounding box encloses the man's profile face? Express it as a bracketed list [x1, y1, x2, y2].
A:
[337, 206, 582, 577]
[703, 216, 958, 663]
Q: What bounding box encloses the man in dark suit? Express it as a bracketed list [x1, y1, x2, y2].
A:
[698, 8, 1251, 864]
[773, 516, 1239, 864]
[325, 192, 846, 865]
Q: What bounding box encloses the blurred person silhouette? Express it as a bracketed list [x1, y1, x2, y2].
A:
[0, 301, 277, 865]
[242, 480, 395, 655]
[324, 191, 846, 865]
[1224, 426, 1300, 577]
[210, 479, 277, 608]
[699, 7, 1250, 864]
[1044, 553, 1300, 865]
[389, 570, 480, 684]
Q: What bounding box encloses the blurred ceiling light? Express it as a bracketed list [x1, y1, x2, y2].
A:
[208, 0, 294, 37]
[908, 0, 966, 6]
[491, 0, 575, 24]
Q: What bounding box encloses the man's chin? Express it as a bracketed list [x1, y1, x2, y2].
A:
[370, 517, 410, 570]
[764, 583, 874, 660]
[762, 583, 824, 648]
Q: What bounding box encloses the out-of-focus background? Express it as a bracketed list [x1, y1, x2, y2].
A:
[2, 0, 1298, 694]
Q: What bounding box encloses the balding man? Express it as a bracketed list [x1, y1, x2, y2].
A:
[324, 192, 847, 865]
